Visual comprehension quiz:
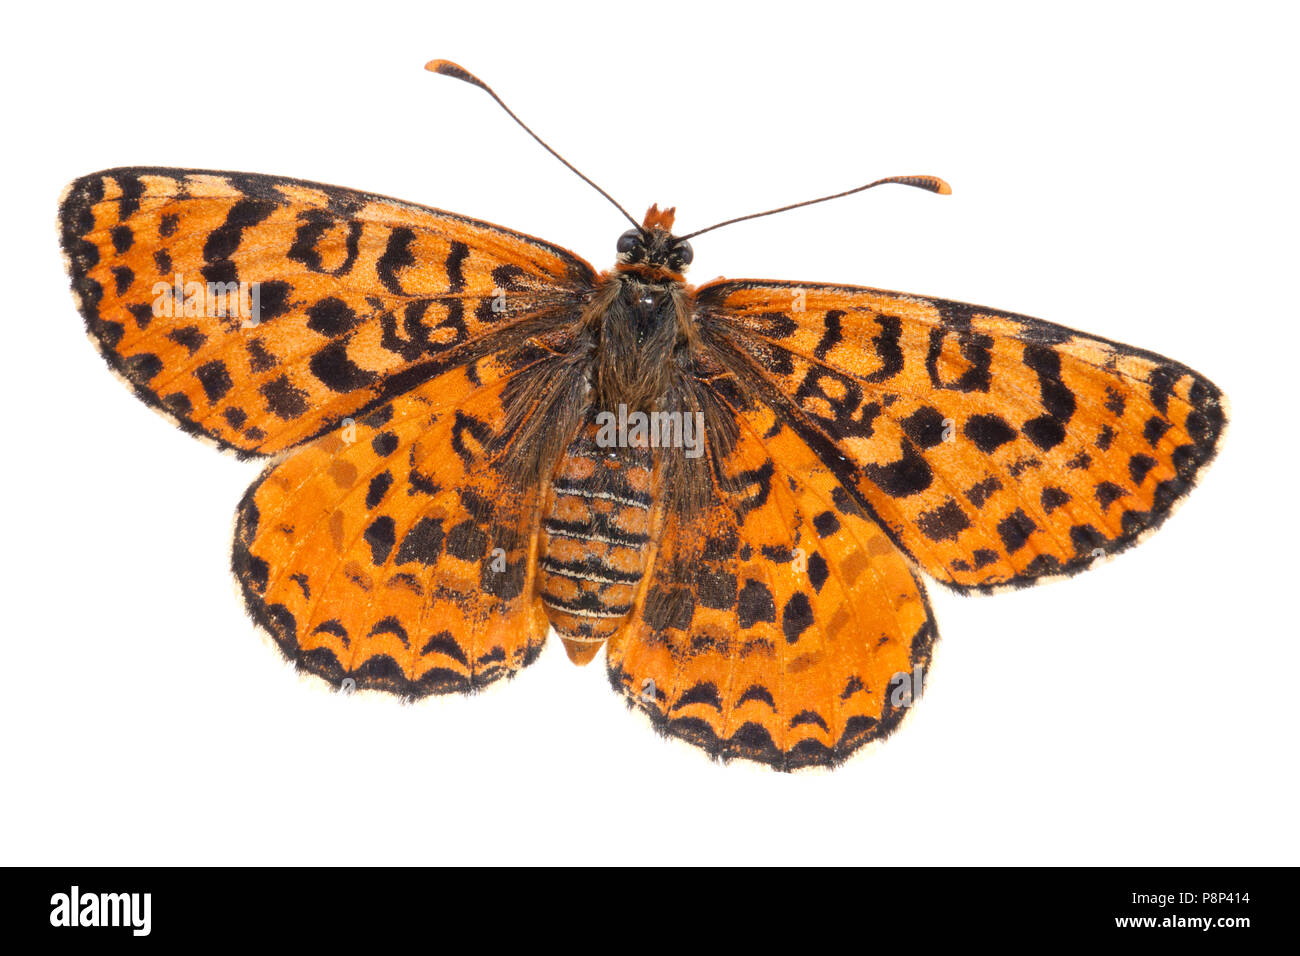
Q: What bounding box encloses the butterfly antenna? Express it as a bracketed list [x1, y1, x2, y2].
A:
[427, 60, 643, 232]
[679, 175, 952, 240]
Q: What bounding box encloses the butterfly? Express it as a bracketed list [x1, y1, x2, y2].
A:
[57, 60, 1225, 771]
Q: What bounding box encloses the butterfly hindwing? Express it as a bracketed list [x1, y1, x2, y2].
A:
[58, 167, 595, 456]
[695, 280, 1226, 591]
[231, 350, 553, 695]
[607, 396, 937, 770]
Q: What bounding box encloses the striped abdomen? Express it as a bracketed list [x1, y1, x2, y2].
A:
[539, 425, 655, 664]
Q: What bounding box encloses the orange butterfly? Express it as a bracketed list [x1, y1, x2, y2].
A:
[57, 61, 1225, 770]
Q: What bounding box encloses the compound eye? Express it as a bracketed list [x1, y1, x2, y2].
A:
[672, 240, 694, 266]
[616, 229, 643, 258]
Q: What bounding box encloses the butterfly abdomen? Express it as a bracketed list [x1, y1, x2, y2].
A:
[538, 424, 656, 664]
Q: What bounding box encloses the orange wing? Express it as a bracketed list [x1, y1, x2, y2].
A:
[58, 167, 595, 455]
[695, 280, 1226, 591]
[607, 396, 937, 771]
[232, 347, 555, 695]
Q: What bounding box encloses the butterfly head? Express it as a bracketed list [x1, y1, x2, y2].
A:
[615, 204, 694, 277]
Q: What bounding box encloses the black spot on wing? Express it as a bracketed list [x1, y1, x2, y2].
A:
[195, 360, 233, 402]
[812, 309, 844, 360]
[255, 281, 293, 323]
[203, 199, 277, 262]
[790, 710, 829, 732]
[965, 476, 1002, 508]
[695, 567, 738, 610]
[313, 620, 347, 644]
[310, 341, 379, 392]
[306, 297, 360, 336]
[1070, 524, 1106, 555]
[364, 516, 396, 565]
[737, 684, 777, 709]
[996, 509, 1035, 553]
[366, 472, 394, 509]
[396, 517, 444, 566]
[737, 579, 776, 629]
[445, 241, 469, 292]
[900, 405, 948, 448]
[841, 675, 866, 700]
[1129, 454, 1158, 486]
[126, 353, 163, 381]
[917, 498, 970, 542]
[812, 511, 840, 537]
[781, 592, 814, 644]
[1144, 416, 1172, 447]
[675, 682, 723, 711]
[446, 520, 489, 560]
[1040, 486, 1071, 513]
[806, 552, 829, 592]
[964, 414, 1017, 453]
[112, 265, 133, 295]
[1022, 415, 1067, 451]
[1095, 481, 1126, 510]
[167, 325, 206, 354]
[421, 631, 468, 666]
[863, 444, 932, 497]
[260, 375, 308, 419]
[368, 616, 409, 648]
[377, 227, 417, 295]
[111, 224, 133, 254]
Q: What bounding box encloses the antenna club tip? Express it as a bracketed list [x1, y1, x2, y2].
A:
[901, 175, 951, 195]
[425, 59, 488, 91]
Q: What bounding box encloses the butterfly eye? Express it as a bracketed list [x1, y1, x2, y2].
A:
[616, 229, 644, 259]
[671, 240, 693, 267]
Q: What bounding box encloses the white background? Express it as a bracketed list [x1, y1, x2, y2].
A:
[3, 1, 1296, 865]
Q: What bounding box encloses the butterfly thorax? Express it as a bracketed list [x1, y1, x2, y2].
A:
[593, 270, 691, 413]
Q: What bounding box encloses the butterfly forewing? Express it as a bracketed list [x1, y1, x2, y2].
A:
[58, 167, 595, 455]
[696, 280, 1226, 591]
